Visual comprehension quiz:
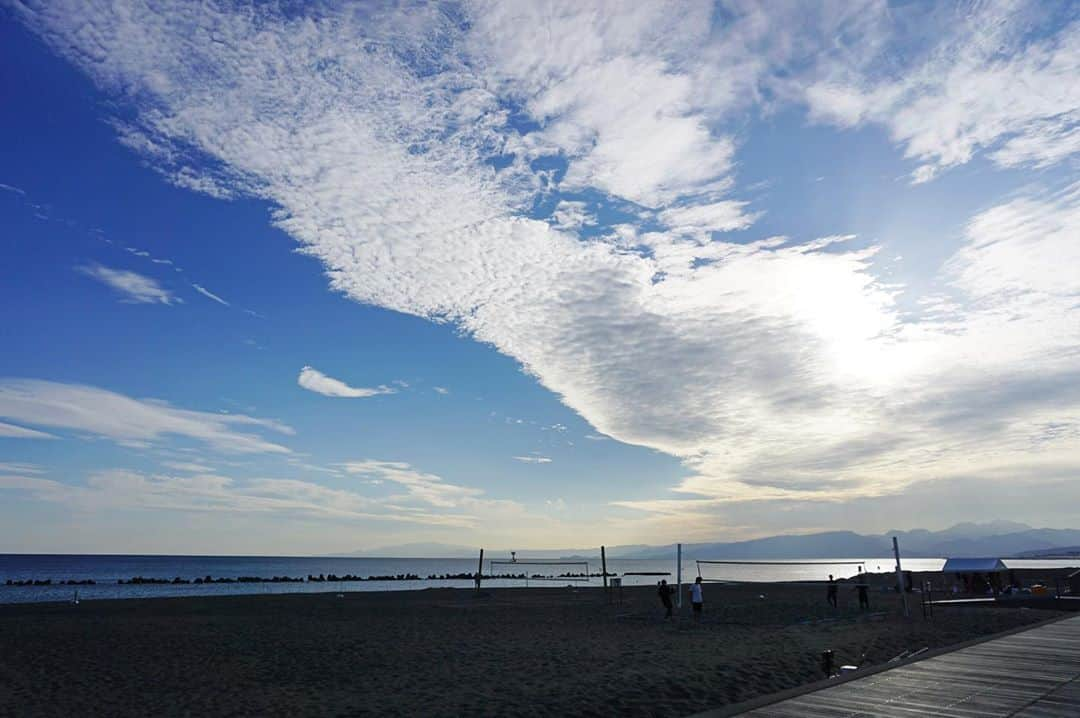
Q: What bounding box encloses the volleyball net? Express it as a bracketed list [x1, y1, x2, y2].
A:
[695, 559, 868, 586]
[488, 559, 592, 584]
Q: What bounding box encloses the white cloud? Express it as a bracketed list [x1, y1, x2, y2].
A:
[15, 2, 1080, 530]
[470, 1, 734, 208]
[160, 461, 214, 473]
[191, 283, 229, 306]
[0, 421, 57, 439]
[77, 263, 178, 304]
[948, 184, 1080, 306]
[0, 475, 63, 492]
[909, 165, 939, 185]
[799, 3, 1080, 181]
[169, 166, 236, 199]
[0, 468, 481, 528]
[0, 462, 45, 475]
[990, 117, 1080, 169]
[659, 201, 759, 235]
[340, 460, 486, 508]
[432, 386, 449, 395]
[549, 200, 594, 232]
[297, 366, 394, 399]
[513, 455, 553, 464]
[285, 457, 343, 476]
[0, 458, 541, 542]
[0, 379, 292, 454]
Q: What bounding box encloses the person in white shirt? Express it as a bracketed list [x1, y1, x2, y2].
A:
[690, 576, 704, 618]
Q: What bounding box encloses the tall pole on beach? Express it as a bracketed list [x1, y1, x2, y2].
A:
[601, 545, 608, 591]
[893, 536, 909, 617]
[476, 548, 484, 593]
[676, 543, 683, 610]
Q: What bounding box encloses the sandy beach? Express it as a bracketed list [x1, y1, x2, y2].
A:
[0, 578, 1065, 717]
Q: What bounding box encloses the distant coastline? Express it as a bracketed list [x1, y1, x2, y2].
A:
[347, 521, 1080, 561]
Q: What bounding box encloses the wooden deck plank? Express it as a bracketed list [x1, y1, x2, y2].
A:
[1012, 677, 1080, 718]
[720, 615, 1080, 718]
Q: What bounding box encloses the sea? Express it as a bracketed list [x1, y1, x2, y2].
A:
[1, 554, 1076, 604]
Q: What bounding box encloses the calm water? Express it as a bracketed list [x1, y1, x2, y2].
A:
[1, 554, 1075, 604]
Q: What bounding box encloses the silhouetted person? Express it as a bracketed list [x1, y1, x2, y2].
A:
[658, 579, 673, 619]
[827, 574, 838, 608]
[857, 582, 870, 610]
[690, 576, 704, 619]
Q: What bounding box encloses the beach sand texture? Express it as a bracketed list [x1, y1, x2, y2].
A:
[0, 583, 1061, 717]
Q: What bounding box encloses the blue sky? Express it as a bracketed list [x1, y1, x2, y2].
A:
[1, 1, 1078, 554]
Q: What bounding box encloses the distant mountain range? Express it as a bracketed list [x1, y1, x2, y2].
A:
[343, 521, 1080, 560]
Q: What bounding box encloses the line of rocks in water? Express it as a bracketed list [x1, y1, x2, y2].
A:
[4, 572, 607, 587]
[5, 579, 98, 586]
[118, 576, 308, 585]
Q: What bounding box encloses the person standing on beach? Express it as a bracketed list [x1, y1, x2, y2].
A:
[857, 581, 870, 610]
[658, 580, 673, 619]
[827, 574, 838, 608]
[690, 576, 704, 619]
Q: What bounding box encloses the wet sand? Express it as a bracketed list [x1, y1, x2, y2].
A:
[0, 582, 1063, 717]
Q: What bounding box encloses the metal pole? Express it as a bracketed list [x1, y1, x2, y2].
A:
[893, 536, 909, 617]
[476, 548, 484, 593]
[601, 545, 608, 595]
[676, 543, 683, 610]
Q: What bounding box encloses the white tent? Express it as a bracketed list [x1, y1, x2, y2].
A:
[941, 558, 1008, 573]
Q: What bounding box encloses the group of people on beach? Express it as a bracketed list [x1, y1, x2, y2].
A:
[827, 574, 870, 609]
[656, 576, 704, 619]
[656, 573, 871, 619]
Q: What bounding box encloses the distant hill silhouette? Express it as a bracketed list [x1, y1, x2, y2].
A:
[620, 523, 1080, 559]
[340, 522, 1080, 560]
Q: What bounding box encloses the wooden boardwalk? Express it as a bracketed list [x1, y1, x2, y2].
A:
[715, 615, 1080, 717]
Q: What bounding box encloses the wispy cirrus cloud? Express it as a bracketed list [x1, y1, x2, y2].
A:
[796, 2, 1079, 183]
[77, 263, 178, 304]
[0, 462, 45, 475]
[513, 455, 553, 464]
[0, 378, 292, 454]
[0, 469, 473, 527]
[160, 460, 214, 473]
[340, 460, 488, 509]
[297, 366, 395, 399]
[658, 201, 759, 236]
[191, 283, 229, 306]
[0, 421, 57, 439]
[1, 457, 529, 532]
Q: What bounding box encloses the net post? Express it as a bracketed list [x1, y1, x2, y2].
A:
[475, 548, 484, 593]
[893, 536, 909, 617]
[601, 545, 609, 599]
[676, 543, 682, 610]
